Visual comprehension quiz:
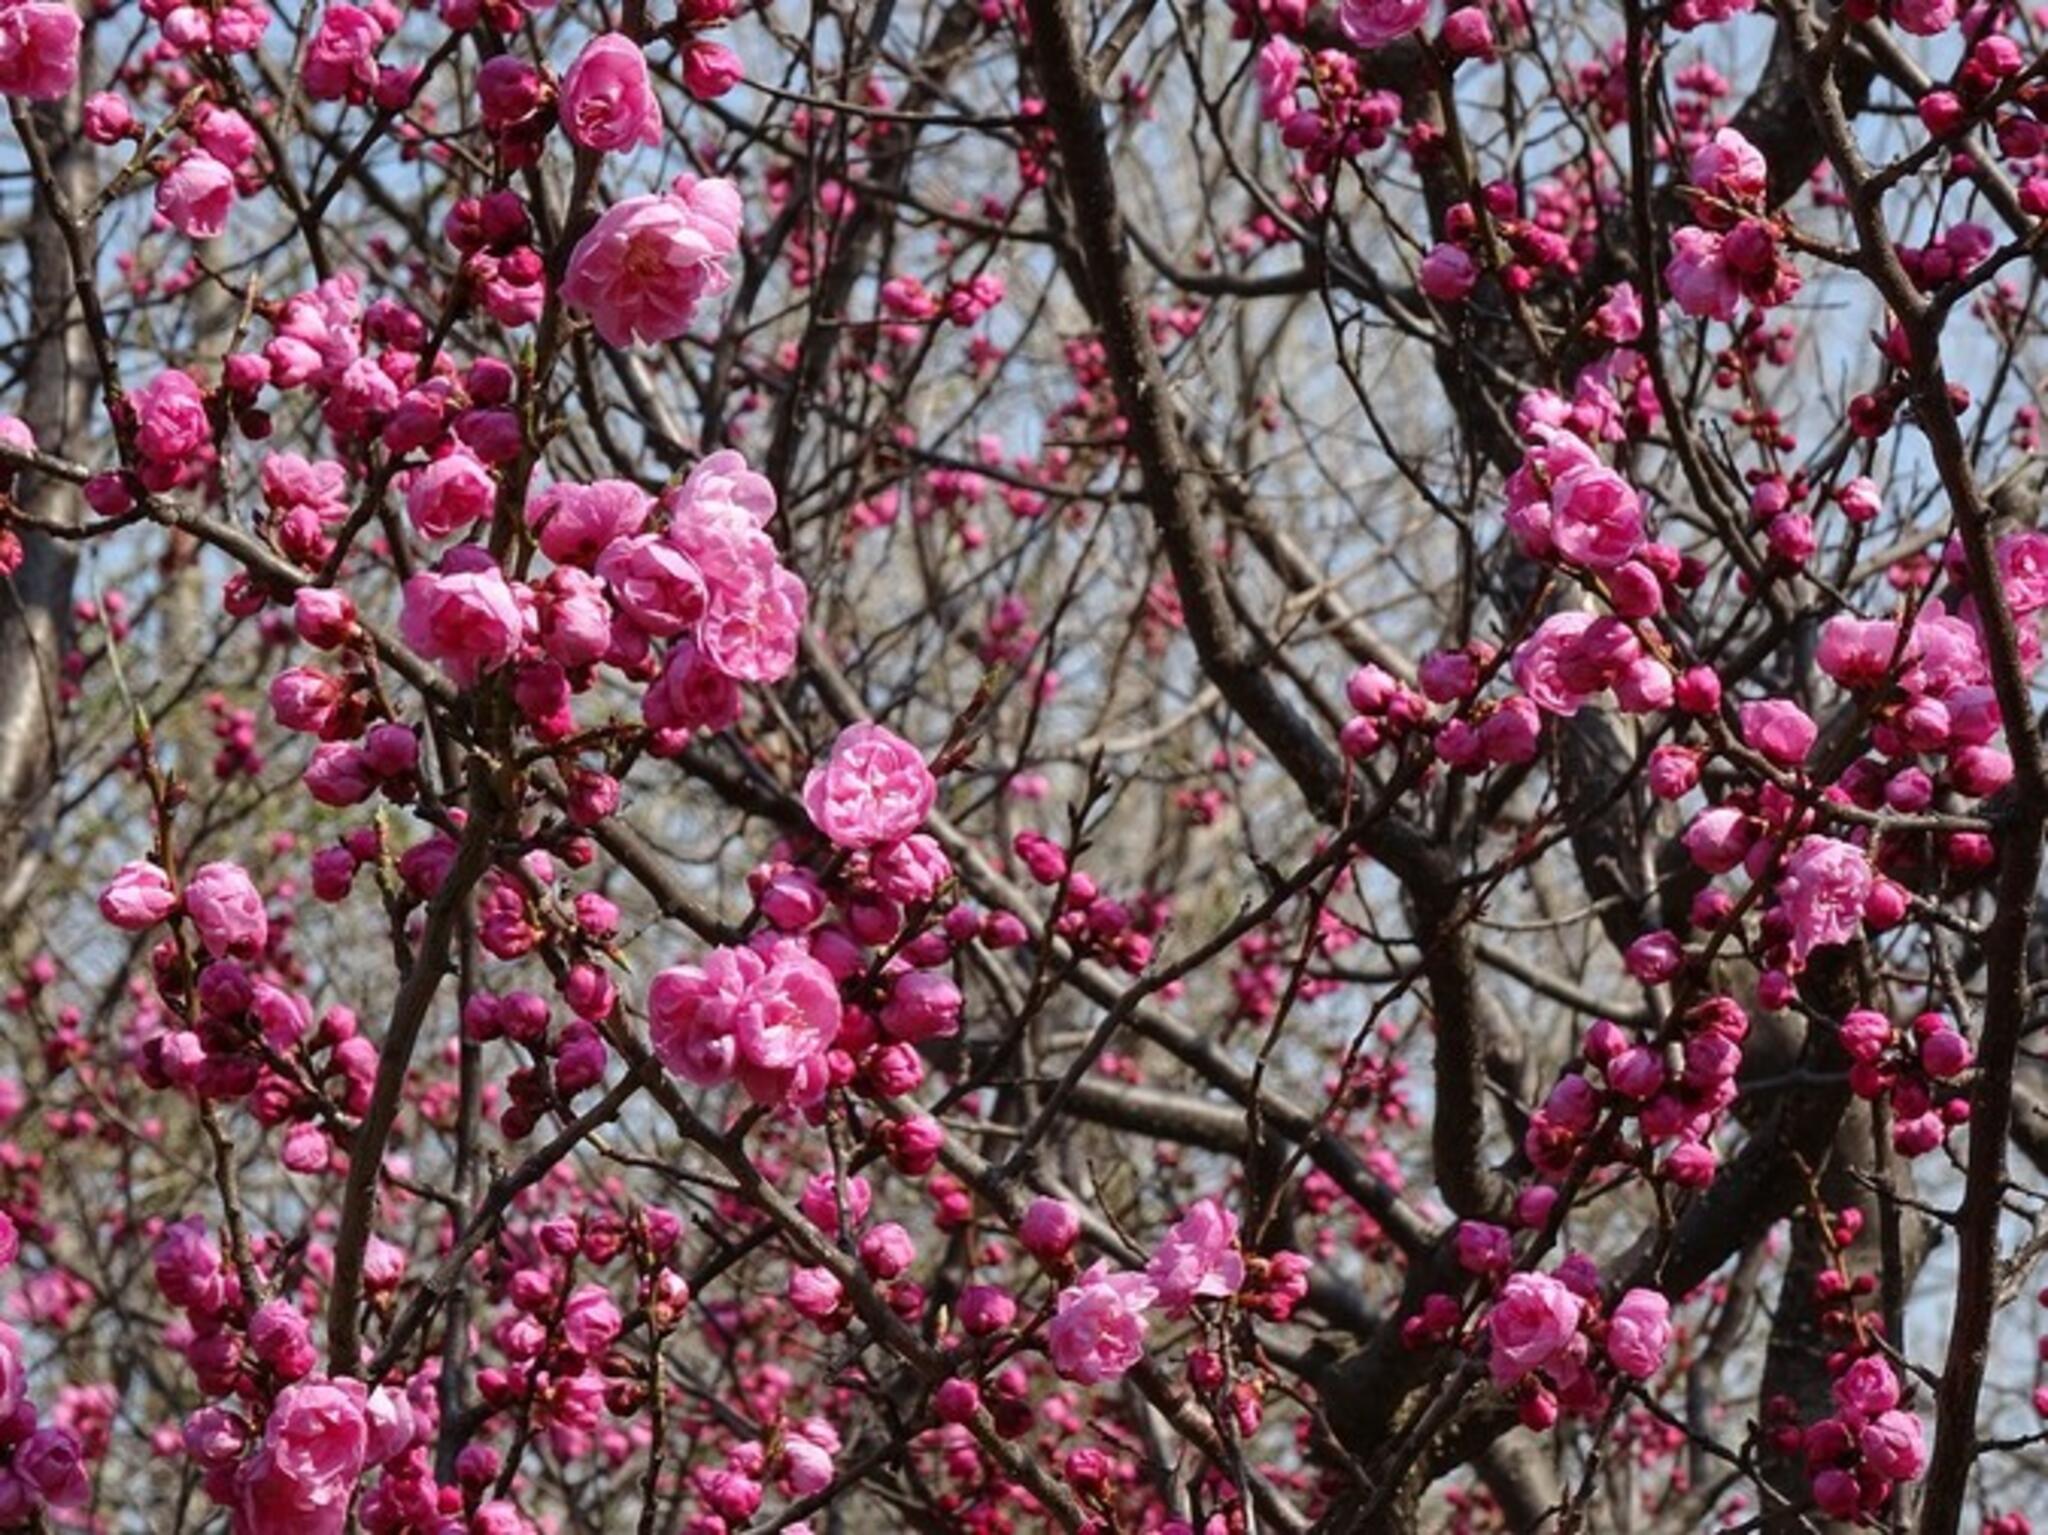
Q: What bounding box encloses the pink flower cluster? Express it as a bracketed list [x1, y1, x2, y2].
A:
[1525, 993, 1749, 1189]
[1769, 1355, 1928, 1519]
[1478, 1266, 1673, 1427]
[1251, 38, 1404, 174]
[1029, 1198, 1303, 1390]
[1839, 1008, 1974, 1156]
[0, 1312, 89, 1522]
[1665, 129, 1803, 320]
[648, 940, 843, 1109]
[1007, 830, 1159, 973]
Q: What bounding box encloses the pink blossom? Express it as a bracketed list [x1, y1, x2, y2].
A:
[14, 1427, 86, 1507]
[1665, 226, 1740, 320]
[596, 534, 706, 637]
[302, 4, 380, 101]
[878, 969, 961, 1043]
[1688, 128, 1767, 203]
[1858, 1410, 1926, 1479]
[802, 724, 937, 849]
[1549, 463, 1644, 570]
[667, 448, 777, 535]
[643, 641, 739, 733]
[1512, 611, 1601, 715]
[399, 551, 527, 685]
[82, 90, 134, 142]
[233, 1379, 368, 1535]
[682, 37, 743, 99]
[1833, 1353, 1900, 1416]
[559, 34, 660, 152]
[1020, 1197, 1081, 1261]
[1486, 1272, 1583, 1385]
[694, 550, 806, 683]
[0, 0, 79, 100]
[1779, 836, 1873, 962]
[1254, 37, 1299, 118]
[1046, 1262, 1156, 1384]
[561, 179, 743, 348]
[403, 449, 495, 540]
[1891, 0, 1955, 33]
[99, 860, 178, 930]
[130, 369, 212, 483]
[529, 478, 649, 567]
[649, 942, 840, 1104]
[869, 833, 952, 905]
[1147, 1198, 1246, 1316]
[1339, 0, 1430, 48]
[1738, 698, 1816, 766]
[1455, 1221, 1513, 1275]
[731, 944, 842, 1077]
[184, 861, 267, 958]
[156, 152, 237, 239]
[1603, 1288, 1671, 1379]
[1817, 615, 1909, 689]
[560, 1284, 622, 1356]
[1419, 244, 1478, 302]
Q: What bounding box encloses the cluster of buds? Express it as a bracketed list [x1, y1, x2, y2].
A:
[1838, 1009, 1973, 1156]
[1525, 994, 1748, 1188]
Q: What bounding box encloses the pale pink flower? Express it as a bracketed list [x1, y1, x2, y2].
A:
[596, 534, 705, 637]
[528, 478, 649, 567]
[559, 33, 660, 152]
[649, 942, 841, 1104]
[1146, 1198, 1246, 1317]
[1486, 1271, 1583, 1385]
[666, 448, 777, 536]
[1664, 226, 1740, 320]
[1858, 1411, 1926, 1479]
[1817, 615, 1910, 689]
[233, 1378, 368, 1535]
[802, 723, 936, 849]
[0, 0, 79, 100]
[1779, 836, 1873, 961]
[156, 151, 237, 239]
[696, 552, 806, 683]
[399, 551, 527, 684]
[1891, 0, 1954, 33]
[1047, 1262, 1156, 1385]
[561, 179, 743, 348]
[302, 3, 380, 101]
[184, 861, 268, 958]
[404, 449, 495, 541]
[1738, 697, 1816, 766]
[681, 37, 742, 99]
[730, 944, 841, 1074]
[1688, 127, 1767, 203]
[1512, 611, 1600, 716]
[1603, 1288, 1671, 1379]
[130, 369, 212, 486]
[99, 860, 178, 930]
[1548, 463, 1644, 570]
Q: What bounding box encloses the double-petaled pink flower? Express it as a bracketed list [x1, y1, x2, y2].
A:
[562, 177, 742, 348]
[1046, 1262, 1155, 1385]
[802, 723, 936, 850]
[559, 33, 660, 153]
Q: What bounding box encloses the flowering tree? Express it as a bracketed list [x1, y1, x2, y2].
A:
[1, 0, 2048, 1526]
